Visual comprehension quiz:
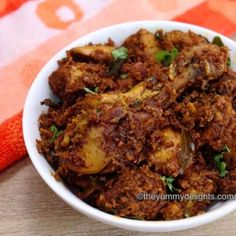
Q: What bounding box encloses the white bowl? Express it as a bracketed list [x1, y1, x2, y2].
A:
[23, 21, 236, 232]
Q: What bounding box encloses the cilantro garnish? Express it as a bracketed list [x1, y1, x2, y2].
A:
[49, 125, 61, 143]
[107, 47, 129, 76]
[155, 48, 179, 66]
[213, 145, 230, 177]
[212, 36, 224, 47]
[161, 176, 177, 192]
[112, 47, 128, 60]
[212, 36, 231, 67]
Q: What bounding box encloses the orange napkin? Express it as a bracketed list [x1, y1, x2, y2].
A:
[1, 0, 236, 172]
[0, 111, 26, 171]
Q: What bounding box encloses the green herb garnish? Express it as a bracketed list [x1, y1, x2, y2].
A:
[213, 145, 230, 177]
[212, 36, 224, 47]
[49, 125, 61, 143]
[161, 176, 177, 192]
[120, 73, 128, 79]
[155, 48, 179, 66]
[212, 36, 231, 67]
[107, 47, 129, 76]
[83, 87, 99, 95]
[112, 47, 128, 60]
[94, 86, 99, 93]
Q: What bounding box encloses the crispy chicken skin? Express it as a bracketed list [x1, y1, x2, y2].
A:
[37, 28, 236, 220]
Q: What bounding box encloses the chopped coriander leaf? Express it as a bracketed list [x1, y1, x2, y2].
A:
[112, 47, 128, 60]
[155, 48, 179, 66]
[227, 57, 231, 66]
[214, 145, 230, 162]
[156, 51, 169, 62]
[49, 125, 61, 143]
[120, 73, 128, 79]
[83, 87, 99, 95]
[94, 87, 99, 93]
[218, 162, 229, 177]
[212, 36, 224, 47]
[171, 48, 179, 59]
[107, 47, 128, 76]
[160, 176, 176, 192]
[213, 145, 230, 177]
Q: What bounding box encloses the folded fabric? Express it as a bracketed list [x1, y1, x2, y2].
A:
[1, 0, 236, 172]
[0, 111, 26, 171]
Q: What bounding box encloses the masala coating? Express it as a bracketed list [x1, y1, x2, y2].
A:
[37, 28, 236, 220]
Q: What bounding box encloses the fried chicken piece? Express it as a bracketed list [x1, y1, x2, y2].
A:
[177, 164, 218, 217]
[174, 92, 236, 150]
[70, 45, 114, 62]
[211, 69, 236, 99]
[158, 30, 208, 51]
[145, 43, 229, 110]
[49, 62, 116, 98]
[169, 43, 228, 88]
[123, 29, 160, 60]
[217, 169, 236, 194]
[48, 81, 161, 174]
[148, 128, 181, 177]
[96, 166, 166, 220]
[161, 202, 184, 220]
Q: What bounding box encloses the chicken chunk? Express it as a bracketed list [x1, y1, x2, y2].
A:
[169, 43, 228, 88]
[70, 45, 114, 62]
[49, 62, 115, 98]
[123, 29, 159, 59]
[174, 92, 236, 150]
[161, 202, 184, 220]
[158, 30, 208, 51]
[177, 164, 218, 217]
[211, 69, 236, 99]
[148, 128, 181, 177]
[145, 44, 229, 110]
[97, 166, 166, 220]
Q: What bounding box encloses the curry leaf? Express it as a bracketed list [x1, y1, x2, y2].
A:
[212, 36, 224, 47]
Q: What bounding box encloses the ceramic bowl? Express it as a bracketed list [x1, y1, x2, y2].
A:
[23, 21, 236, 232]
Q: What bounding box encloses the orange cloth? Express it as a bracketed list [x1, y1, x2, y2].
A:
[0, 111, 26, 171]
[1, 0, 236, 171]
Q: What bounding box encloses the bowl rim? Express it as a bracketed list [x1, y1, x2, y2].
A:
[23, 20, 236, 232]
